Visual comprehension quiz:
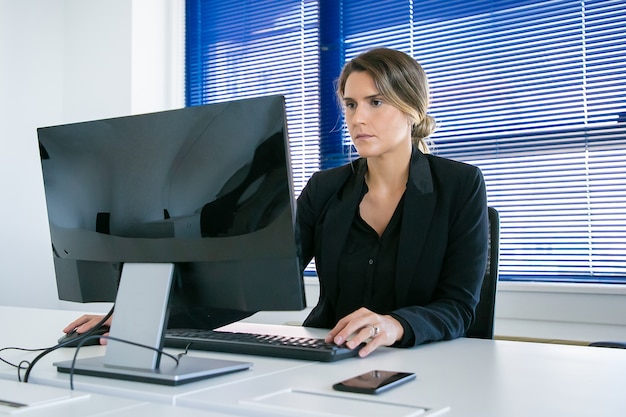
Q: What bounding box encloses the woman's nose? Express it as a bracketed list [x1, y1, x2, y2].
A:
[352, 105, 367, 124]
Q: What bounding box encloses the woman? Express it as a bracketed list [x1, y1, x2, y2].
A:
[297, 47, 488, 357]
[63, 48, 488, 356]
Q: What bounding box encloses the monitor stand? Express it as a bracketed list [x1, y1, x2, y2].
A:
[54, 263, 252, 386]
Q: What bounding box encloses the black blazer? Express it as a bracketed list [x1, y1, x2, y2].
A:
[296, 148, 488, 346]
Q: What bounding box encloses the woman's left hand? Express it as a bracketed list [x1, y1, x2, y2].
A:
[325, 307, 404, 357]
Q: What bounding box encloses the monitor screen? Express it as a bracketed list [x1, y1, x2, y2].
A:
[37, 95, 305, 329]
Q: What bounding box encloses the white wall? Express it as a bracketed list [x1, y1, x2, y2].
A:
[1, 0, 625, 343]
[0, 0, 183, 310]
[495, 281, 626, 343]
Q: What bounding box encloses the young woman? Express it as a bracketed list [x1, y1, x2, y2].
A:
[297, 47, 488, 357]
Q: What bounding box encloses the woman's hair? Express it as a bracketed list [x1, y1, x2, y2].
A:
[336, 48, 436, 153]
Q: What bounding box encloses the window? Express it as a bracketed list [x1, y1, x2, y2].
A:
[186, 0, 320, 195]
[186, 0, 626, 283]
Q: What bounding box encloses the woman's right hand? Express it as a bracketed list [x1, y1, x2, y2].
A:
[62, 314, 112, 345]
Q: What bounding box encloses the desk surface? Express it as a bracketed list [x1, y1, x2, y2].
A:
[1, 306, 625, 417]
[0, 379, 245, 417]
[0, 307, 315, 405]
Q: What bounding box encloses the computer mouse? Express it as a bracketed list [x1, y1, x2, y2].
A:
[57, 326, 109, 347]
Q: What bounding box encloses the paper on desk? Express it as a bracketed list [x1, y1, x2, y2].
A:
[0, 380, 89, 414]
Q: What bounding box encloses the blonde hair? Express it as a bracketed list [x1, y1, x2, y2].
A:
[336, 48, 436, 153]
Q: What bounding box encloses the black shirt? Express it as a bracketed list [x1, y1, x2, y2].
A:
[334, 182, 416, 346]
[335, 185, 404, 321]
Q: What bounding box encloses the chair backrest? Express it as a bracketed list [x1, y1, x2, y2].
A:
[465, 206, 500, 339]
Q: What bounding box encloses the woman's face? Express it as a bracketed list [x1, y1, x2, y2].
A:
[342, 71, 412, 159]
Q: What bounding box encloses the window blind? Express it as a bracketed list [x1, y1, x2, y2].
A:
[186, 0, 626, 283]
[339, 0, 626, 282]
[185, 0, 320, 196]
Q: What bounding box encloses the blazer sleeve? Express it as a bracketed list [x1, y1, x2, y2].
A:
[296, 164, 357, 328]
[295, 172, 318, 269]
[296, 165, 353, 272]
[392, 163, 488, 346]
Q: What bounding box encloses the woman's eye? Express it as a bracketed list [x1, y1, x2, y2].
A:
[344, 102, 356, 109]
[371, 99, 383, 107]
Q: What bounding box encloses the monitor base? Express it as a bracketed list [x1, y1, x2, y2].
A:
[55, 355, 251, 386]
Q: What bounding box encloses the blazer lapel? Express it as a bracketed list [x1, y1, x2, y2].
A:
[395, 150, 436, 305]
[319, 160, 367, 298]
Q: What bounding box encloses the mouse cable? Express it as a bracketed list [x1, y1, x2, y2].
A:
[0, 346, 47, 382]
[22, 306, 114, 383]
[0, 346, 45, 369]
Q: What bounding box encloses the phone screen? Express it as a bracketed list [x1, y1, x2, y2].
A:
[332, 370, 416, 394]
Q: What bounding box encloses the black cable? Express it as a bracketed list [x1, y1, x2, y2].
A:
[2, 345, 63, 383]
[68, 334, 181, 390]
[0, 346, 47, 368]
[4, 305, 182, 389]
[18, 360, 31, 382]
[22, 307, 114, 383]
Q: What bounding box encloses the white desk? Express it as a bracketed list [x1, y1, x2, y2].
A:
[2, 306, 626, 417]
[180, 336, 626, 417]
[0, 307, 314, 406]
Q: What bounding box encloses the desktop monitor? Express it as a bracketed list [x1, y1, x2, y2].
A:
[37, 95, 305, 384]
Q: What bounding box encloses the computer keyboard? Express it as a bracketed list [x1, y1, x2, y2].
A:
[164, 329, 360, 362]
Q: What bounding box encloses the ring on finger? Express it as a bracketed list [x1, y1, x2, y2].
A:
[366, 324, 380, 338]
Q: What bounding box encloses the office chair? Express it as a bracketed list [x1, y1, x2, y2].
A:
[465, 206, 500, 339]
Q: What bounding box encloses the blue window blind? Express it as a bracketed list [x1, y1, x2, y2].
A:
[186, 0, 626, 283]
[186, 0, 320, 196]
[339, 0, 626, 283]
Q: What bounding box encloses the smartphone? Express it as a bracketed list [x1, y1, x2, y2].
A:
[332, 370, 416, 395]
